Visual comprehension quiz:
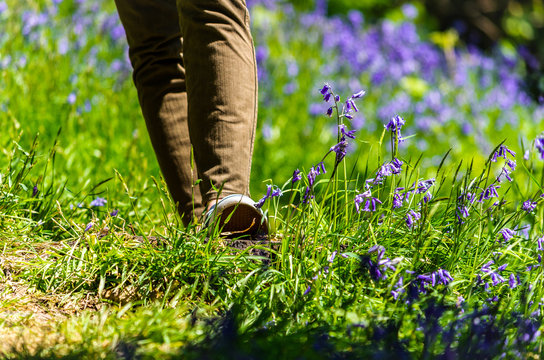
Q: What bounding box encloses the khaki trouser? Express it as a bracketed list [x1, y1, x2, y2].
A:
[114, 0, 258, 225]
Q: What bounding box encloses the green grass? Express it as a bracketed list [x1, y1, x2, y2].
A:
[1, 0, 544, 358]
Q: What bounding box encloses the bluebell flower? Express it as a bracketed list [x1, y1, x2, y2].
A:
[536, 137, 544, 160]
[90, 197, 107, 207]
[497, 166, 513, 183]
[392, 192, 404, 209]
[477, 184, 500, 202]
[339, 124, 356, 139]
[537, 236, 544, 251]
[415, 178, 435, 194]
[326, 107, 333, 117]
[32, 185, 38, 197]
[522, 199, 537, 213]
[345, 98, 358, 113]
[385, 115, 405, 142]
[509, 273, 517, 289]
[110, 209, 119, 217]
[330, 138, 348, 163]
[84, 222, 93, 232]
[67, 92, 76, 105]
[481, 260, 494, 271]
[406, 209, 421, 228]
[499, 228, 515, 242]
[351, 90, 366, 99]
[292, 169, 302, 184]
[456, 205, 470, 224]
[255, 184, 282, 208]
[422, 192, 432, 203]
[354, 190, 382, 213]
[320, 83, 331, 95]
[491, 144, 516, 162]
[303, 285, 311, 295]
[302, 162, 326, 203]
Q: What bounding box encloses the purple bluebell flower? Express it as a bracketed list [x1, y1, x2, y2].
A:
[456, 205, 470, 224]
[255, 184, 282, 208]
[326, 107, 333, 117]
[391, 276, 404, 300]
[330, 138, 348, 163]
[67, 92, 77, 104]
[354, 190, 382, 213]
[481, 260, 494, 272]
[522, 199, 537, 213]
[491, 144, 516, 162]
[302, 162, 326, 203]
[303, 285, 311, 295]
[477, 184, 500, 202]
[537, 236, 544, 251]
[339, 124, 356, 139]
[415, 178, 435, 194]
[320, 83, 331, 95]
[422, 192, 432, 203]
[110, 209, 119, 217]
[292, 169, 302, 183]
[90, 197, 107, 207]
[351, 90, 366, 99]
[32, 185, 38, 197]
[84, 222, 93, 232]
[489, 272, 505, 286]
[509, 273, 517, 289]
[497, 263, 508, 272]
[392, 192, 404, 209]
[536, 137, 544, 160]
[345, 98, 358, 113]
[385, 115, 405, 142]
[307, 167, 319, 187]
[406, 209, 421, 228]
[499, 228, 515, 242]
[329, 251, 337, 263]
[497, 166, 513, 183]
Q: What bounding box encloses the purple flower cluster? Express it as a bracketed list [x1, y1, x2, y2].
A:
[354, 190, 382, 213]
[416, 269, 454, 289]
[384, 115, 406, 143]
[365, 158, 403, 188]
[536, 137, 544, 160]
[90, 197, 107, 207]
[522, 199, 537, 213]
[361, 245, 397, 281]
[477, 184, 501, 202]
[491, 144, 517, 183]
[255, 184, 282, 208]
[498, 228, 515, 243]
[405, 209, 421, 228]
[292, 169, 302, 183]
[302, 162, 326, 203]
[480, 260, 508, 287]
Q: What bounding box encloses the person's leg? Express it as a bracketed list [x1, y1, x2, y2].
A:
[114, 0, 204, 225]
[177, 0, 258, 207]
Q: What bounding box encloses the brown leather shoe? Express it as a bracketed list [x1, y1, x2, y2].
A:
[204, 194, 268, 238]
